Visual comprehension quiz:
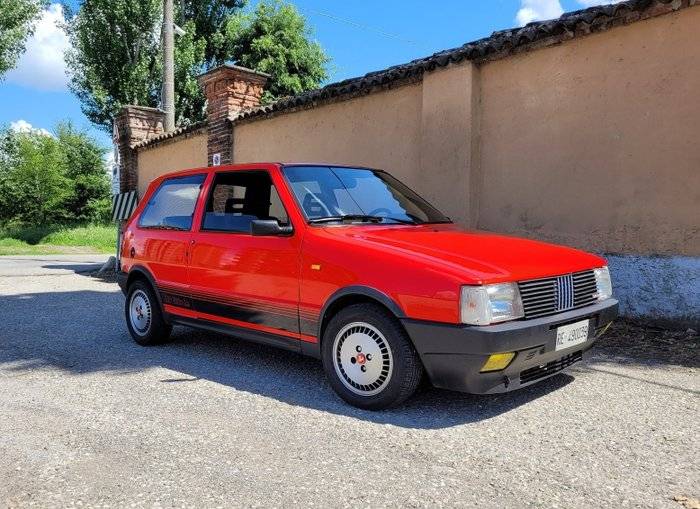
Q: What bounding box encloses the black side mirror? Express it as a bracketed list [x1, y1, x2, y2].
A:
[250, 219, 293, 236]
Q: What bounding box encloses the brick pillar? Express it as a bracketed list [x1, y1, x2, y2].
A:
[114, 106, 165, 193]
[198, 64, 269, 167]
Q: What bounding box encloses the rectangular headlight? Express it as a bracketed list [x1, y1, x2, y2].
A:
[460, 282, 524, 325]
[593, 266, 613, 301]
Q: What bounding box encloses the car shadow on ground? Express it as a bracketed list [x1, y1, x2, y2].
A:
[0, 286, 584, 429]
[41, 262, 106, 273]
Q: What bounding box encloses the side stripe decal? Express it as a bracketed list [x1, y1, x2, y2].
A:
[159, 287, 319, 337]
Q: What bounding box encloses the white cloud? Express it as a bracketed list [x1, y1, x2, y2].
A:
[10, 119, 52, 137]
[6, 4, 69, 91]
[516, 0, 564, 26]
[516, 0, 626, 26]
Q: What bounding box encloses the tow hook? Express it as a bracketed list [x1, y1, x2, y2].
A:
[503, 376, 511, 389]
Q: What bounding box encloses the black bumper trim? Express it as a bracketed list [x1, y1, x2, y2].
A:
[401, 299, 618, 394]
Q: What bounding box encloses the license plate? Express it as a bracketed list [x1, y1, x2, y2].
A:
[555, 319, 590, 351]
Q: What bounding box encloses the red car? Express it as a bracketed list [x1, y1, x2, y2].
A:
[117, 163, 618, 409]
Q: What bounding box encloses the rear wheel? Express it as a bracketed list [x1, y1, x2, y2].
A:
[322, 303, 423, 410]
[125, 280, 172, 346]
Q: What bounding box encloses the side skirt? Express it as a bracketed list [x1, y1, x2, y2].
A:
[170, 315, 302, 353]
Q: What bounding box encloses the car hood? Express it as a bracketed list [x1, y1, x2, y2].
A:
[320, 224, 606, 284]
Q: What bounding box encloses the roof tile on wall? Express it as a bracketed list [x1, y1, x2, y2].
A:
[233, 0, 691, 123]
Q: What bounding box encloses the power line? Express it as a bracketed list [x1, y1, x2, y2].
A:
[299, 7, 428, 48]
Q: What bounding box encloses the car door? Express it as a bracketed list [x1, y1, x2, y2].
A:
[186, 168, 303, 345]
[134, 173, 205, 300]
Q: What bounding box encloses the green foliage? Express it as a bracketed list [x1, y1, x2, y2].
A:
[55, 123, 112, 221]
[0, 0, 45, 78]
[173, 20, 208, 126]
[42, 224, 116, 251]
[226, 0, 329, 102]
[65, 0, 164, 130]
[0, 224, 116, 254]
[0, 123, 111, 225]
[66, 0, 330, 130]
[65, 0, 244, 130]
[0, 127, 71, 224]
[178, 0, 246, 65]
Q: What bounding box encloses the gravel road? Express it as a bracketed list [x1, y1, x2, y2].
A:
[0, 255, 697, 508]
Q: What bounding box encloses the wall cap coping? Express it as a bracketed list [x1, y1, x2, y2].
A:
[232, 0, 695, 124]
[197, 64, 271, 85]
[120, 105, 166, 114]
[133, 121, 207, 150]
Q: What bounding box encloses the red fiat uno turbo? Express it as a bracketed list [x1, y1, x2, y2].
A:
[117, 163, 618, 409]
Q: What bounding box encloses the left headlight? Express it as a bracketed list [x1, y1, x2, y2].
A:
[460, 282, 524, 325]
[593, 266, 613, 301]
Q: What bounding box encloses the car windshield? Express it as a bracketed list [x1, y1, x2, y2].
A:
[282, 166, 451, 225]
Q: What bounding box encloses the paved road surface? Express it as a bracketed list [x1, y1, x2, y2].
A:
[0, 255, 697, 508]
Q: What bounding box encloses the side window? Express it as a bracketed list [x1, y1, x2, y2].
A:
[201, 171, 290, 233]
[138, 174, 205, 230]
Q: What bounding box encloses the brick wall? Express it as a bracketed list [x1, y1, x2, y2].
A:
[114, 106, 165, 193]
[197, 65, 268, 167]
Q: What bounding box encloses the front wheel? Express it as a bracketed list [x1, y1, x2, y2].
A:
[125, 280, 172, 346]
[322, 303, 423, 410]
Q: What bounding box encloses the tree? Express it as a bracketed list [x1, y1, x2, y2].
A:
[0, 0, 45, 78]
[178, 0, 245, 65]
[65, 0, 330, 130]
[65, 0, 244, 130]
[0, 128, 71, 224]
[225, 0, 329, 103]
[0, 123, 110, 225]
[55, 123, 111, 221]
[65, 0, 164, 130]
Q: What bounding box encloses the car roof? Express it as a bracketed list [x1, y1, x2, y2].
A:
[155, 162, 380, 180]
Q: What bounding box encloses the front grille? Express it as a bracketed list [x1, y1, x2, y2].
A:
[518, 270, 597, 319]
[520, 351, 583, 384]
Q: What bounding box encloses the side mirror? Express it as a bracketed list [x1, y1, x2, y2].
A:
[250, 219, 293, 236]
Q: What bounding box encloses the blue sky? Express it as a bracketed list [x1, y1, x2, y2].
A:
[0, 0, 617, 148]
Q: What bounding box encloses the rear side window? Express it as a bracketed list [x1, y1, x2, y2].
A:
[201, 171, 289, 233]
[138, 174, 205, 230]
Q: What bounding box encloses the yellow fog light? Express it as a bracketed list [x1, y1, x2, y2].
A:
[480, 352, 516, 373]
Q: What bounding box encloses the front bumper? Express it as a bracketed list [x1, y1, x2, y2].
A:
[401, 299, 618, 394]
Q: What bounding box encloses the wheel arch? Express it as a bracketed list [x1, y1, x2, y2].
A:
[125, 266, 167, 320]
[314, 286, 406, 352]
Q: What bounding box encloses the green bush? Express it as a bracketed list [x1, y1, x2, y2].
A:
[0, 122, 111, 225]
[0, 222, 117, 254]
[42, 224, 116, 252]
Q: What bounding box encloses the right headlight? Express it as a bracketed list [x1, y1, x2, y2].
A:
[593, 266, 613, 301]
[460, 282, 524, 325]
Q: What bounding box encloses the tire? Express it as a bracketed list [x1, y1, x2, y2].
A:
[125, 279, 172, 346]
[321, 303, 423, 410]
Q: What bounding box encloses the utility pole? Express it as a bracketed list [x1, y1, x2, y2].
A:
[162, 0, 175, 132]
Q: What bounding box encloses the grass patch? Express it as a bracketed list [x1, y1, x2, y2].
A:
[0, 223, 116, 255]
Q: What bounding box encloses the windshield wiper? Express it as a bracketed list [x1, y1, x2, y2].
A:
[309, 214, 382, 224]
[308, 214, 416, 225]
[378, 216, 418, 225]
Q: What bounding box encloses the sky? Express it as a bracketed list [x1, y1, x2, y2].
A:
[0, 0, 622, 149]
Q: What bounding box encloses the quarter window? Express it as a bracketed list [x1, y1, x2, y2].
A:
[201, 171, 290, 233]
[138, 174, 205, 230]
